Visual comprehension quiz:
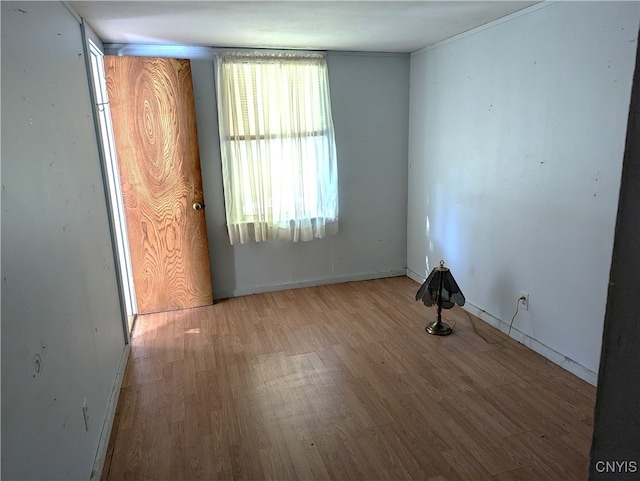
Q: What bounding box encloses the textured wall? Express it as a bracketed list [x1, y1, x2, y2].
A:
[1, 2, 126, 479]
[407, 1, 639, 381]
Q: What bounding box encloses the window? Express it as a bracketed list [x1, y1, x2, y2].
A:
[215, 50, 339, 244]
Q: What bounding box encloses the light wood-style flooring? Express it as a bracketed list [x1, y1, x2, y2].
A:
[101, 276, 596, 481]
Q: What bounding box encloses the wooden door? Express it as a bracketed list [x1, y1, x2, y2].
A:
[105, 56, 213, 314]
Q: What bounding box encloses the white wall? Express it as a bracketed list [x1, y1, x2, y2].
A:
[407, 1, 640, 383]
[1, 2, 126, 479]
[591, 36, 640, 480]
[193, 52, 410, 298]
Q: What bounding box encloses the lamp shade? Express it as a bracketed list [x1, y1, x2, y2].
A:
[416, 263, 465, 309]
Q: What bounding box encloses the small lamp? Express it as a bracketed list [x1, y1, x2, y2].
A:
[415, 260, 465, 336]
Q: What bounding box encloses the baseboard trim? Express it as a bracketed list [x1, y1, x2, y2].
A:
[90, 343, 130, 481]
[215, 270, 407, 300]
[406, 268, 426, 285]
[406, 268, 598, 385]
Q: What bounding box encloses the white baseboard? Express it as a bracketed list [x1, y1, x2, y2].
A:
[406, 268, 598, 386]
[214, 270, 407, 300]
[405, 268, 426, 285]
[90, 343, 131, 481]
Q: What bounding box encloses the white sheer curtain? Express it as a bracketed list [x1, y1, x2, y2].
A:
[215, 50, 339, 245]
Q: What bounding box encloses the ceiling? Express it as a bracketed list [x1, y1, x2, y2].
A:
[70, 1, 541, 53]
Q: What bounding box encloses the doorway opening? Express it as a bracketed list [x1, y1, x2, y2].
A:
[83, 25, 214, 328]
[86, 37, 138, 332]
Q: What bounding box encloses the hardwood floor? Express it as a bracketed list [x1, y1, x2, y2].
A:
[101, 276, 596, 481]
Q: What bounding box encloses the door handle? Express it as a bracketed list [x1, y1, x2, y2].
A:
[193, 202, 204, 211]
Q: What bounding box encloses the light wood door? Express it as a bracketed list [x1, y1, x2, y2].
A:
[105, 56, 213, 314]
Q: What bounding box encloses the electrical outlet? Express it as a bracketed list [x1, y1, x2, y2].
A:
[82, 399, 89, 432]
[519, 291, 529, 311]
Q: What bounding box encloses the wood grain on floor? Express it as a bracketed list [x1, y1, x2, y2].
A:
[101, 276, 595, 481]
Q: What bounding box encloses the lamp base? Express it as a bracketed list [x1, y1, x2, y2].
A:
[425, 320, 452, 336]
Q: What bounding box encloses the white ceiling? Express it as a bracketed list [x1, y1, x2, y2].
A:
[70, 1, 541, 53]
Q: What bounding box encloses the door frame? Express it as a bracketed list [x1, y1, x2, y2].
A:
[82, 22, 138, 337]
[83, 36, 216, 330]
